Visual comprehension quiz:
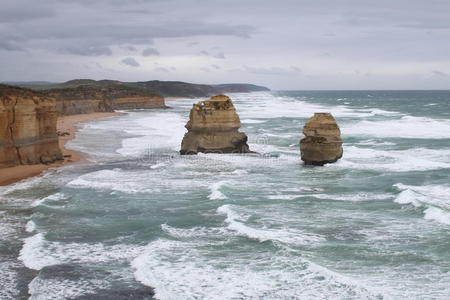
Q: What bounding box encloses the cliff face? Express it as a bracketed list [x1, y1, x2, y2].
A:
[43, 85, 166, 115]
[112, 96, 167, 110]
[300, 113, 343, 166]
[0, 85, 63, 168]
[56, 99, 114, 116]
[180, 95, 251, 154]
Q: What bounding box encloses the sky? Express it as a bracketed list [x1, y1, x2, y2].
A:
[1, 0, 450, 90]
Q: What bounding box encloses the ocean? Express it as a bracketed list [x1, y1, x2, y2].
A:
[1, 90, 450, 299]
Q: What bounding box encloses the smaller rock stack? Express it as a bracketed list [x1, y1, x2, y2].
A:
[300, 113, 343, 165]
[180, 94, 251, 155]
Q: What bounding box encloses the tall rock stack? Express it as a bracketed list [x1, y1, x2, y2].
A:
[180, 94, 251, 155]
[0, 85, 63, 168]
[300, 113, 343, 165]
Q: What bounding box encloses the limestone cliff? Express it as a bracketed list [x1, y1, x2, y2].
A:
[42, 85, 167, 115]
[112, 96, 166, 110]
[300, 113, 343, 165]
[180, 95, 251, 154]
[0, 85, 63, 168]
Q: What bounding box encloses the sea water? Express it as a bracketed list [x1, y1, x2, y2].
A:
[1, 90, 450, 299]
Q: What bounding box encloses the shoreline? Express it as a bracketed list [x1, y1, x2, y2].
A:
[0, 112, 125, 186]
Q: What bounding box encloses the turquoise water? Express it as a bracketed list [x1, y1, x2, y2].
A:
[1, 91, 450, 299]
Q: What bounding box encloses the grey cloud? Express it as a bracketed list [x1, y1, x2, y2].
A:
[1, 21, 253, 55]
[0, 0, 55, 23]
[199, 50, 225, 59]
[61, 46, 113, 56]
[432, 70, 448, 77]
[154, 67, 169, 72]
[214, 52, 225, 59]
[2, 0, 450, 89]
[121, 57, 140, 67]
[126, 45, 138, 52]
[0, 40, 22, 51]
[142, 47, 160, 56]
[187, 41, 199, 47]
[244, 66, 302, 76]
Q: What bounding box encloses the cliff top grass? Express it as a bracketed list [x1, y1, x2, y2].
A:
[0, 84, 45, 98]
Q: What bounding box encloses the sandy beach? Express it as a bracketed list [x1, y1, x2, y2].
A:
[0, 112, 124, 186]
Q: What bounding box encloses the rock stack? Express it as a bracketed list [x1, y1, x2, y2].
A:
[180, 95, 251, 155]
[300, 113, 343, 165]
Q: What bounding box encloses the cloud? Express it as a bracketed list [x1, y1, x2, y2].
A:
[2, 0, 450, 89]
[154, 67, 169, 72]
[432, 70, 448, 77]
[243, 66, 302, 75]
[142, 47, 160, 56]
[214, 52, 225, 59]
[125, 45, 137, 52]
[121, 57, 140, 67]
[199, 50, 225, 59]
[61, 46, 113, 56]
[0, 0, 55, 23]
[0, 40, 22, 51]
[0, 14, 254, 56]
[187, 41, 199, 46]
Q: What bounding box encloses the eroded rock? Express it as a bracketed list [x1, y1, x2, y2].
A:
[0, 85, 63, 168]
[300, 113, 343, 165]
[180, 95, 251, 154]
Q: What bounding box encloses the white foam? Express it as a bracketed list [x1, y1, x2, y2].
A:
[150, 162, 168, 169]
[342, 116, 450, 139]
[26, 220, 36, 233]
[217, 204, 324, 245]
[132, 238, 381, 300]
[208, 181, 228, 200]
[28, 275, 110, 300]
[394, 189, 423, 207]
[161, 223, 232, 239]
[19, 232, 144, 271]
[355, 139, 396, 146]
[394, 183, 450, 225]
[67, 169, 157, 193]
[233, 93, 374, 119]
[267, 194, 300, 200]
[230, 169, 248, 175]
[32, 192, 67, 207]
[0, 261, 20, 299]
[241, 119, 266, 124]
[312, 192, 393, 202]
[335, 146, 450, 172]
[117, 112, 186, 157]
[19, 233, 61, 270]
[394, 183, 450, 209]
[424, 207, 450, 225]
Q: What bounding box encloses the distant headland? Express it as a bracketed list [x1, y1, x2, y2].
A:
[3, 79, 270, 98]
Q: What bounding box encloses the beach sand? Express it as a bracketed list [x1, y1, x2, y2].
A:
[0, 112, 124, 186]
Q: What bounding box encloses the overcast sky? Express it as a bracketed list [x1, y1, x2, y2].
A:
[1, 0, 450, 89]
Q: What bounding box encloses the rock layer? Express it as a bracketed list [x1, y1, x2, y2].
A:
[112, 96, 166, 110]
[180, 95, 251, 154]
[0, 85, 63, 168]
[300, 113, 343, 165]
[43, 85, 167, 116]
